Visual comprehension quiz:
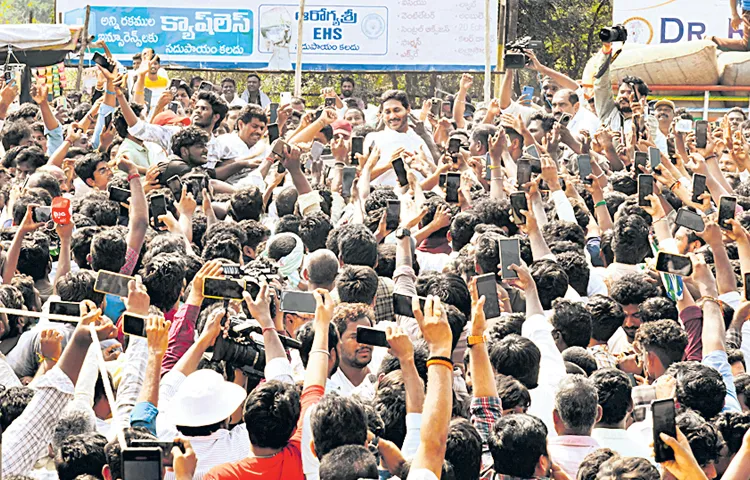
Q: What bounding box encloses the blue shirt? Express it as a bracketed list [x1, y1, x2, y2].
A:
[703, 350, 742, 413]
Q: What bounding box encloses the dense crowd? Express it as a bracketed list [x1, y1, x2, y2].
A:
[3, 37, 750, 480]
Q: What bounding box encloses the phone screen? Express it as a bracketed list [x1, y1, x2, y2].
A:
[559, 113, 571, 127]
[92, 52, 114, 72]
[169, 78, 181, 90]
[691, 174, 707, 203]
[517, 160, 532, 188]
[33, 206, 51, 223]
[267, 123, 280, 143]
[351, 136, 364, 157]
[719, 196, 737, 230]
[356, 326, 389, 348]
[510, 192, 527, 224]
[392, 293, 426, 318]
[386, 200, 400, 231]
[103, 112, 114, 130]
[49, 301, 82, 318]
[577, 154, 593, 184]
[167, 176, 182, 201]
[634, 151, 648, 174]
[648, 146, 661, 169]
[637, 175, 653, 207]
[168, 102, 179, 114]
[652, 399, 676, 462]
[342, 166, 356, 198]
[392, 158, 409, 187]
[144, 88, 152, 106]
[499, 239, 520, 279]
[745, 273, 750, 301]
[269, 103, 279, 124]
[448, 138, 461, 155]
[122, 449, 163, 480]
[431, 99, 441, 117]
[526, 145, 540, 159]
[446, 173, 460, 203]
[476, 273, 501, 319]
[280, 291, 317, 314]
[150, 194, 168, 229]
[94, 271, 135, 298]
[675, 208, 705, 232]
[695, 121, 708, 149]
[123, 313, 147, 337]
[655, 252, 693, 276]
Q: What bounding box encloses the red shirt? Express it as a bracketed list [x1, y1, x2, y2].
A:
[204, 384, 325, 480]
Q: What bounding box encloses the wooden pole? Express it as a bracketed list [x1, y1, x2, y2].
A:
[495, 0, 507, 98]
[75, 5, 90, 91]
[294, 0, 305, 97]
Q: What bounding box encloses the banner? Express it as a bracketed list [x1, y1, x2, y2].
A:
[57, 0, 499, 71]
[613, 0, 744, 44]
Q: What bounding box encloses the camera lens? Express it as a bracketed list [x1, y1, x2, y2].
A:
[212, 336, 267, 373]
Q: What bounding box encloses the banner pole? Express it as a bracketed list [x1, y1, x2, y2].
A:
[294, 0, 306, 97]
[484, 0, 492, 102]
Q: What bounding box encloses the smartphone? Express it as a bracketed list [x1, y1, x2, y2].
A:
[526, 145, 540, 159]
[103, 112, 114, 130]
[123, 313, 147, 337]
[280, 291, 317, 314]
[351, 136, 364, 165]
[510, 191, 527, 224]
[691, 174, 707, 204]
[558, 112, 572, 127]
[168, 101, 179, 114]
[695, 120, 709, 149]
[652, 398, 676, 462]
[342, 166, 356, 198]
[577, 154, 593, 184]
[311, 141, 324, 161]
[166, 175, 182, 201]
[271, 139, 288, 159]
[130, 440, 184, 468]
[33, 206, 51, 223]
[392, 293, 426, 317]
[446, 172, 460, 203]
[484, 153, 492, 181]
[637, 174, 653, 207]
[392, 157, 409, 187]
[439, 173, 447, 188]
[675, 208, 705, 232]
[143, 88, 152, 106]
[675, 119, 693, 133]
[648, 146, 661, 169]
[199, 81, 213, 91]
[325, 97, 336, 108]
[521, 85, 534, 101]
[430, 98, 441, 117]
[517, 159, 532, 188]
[94, 271, 135, 298]
[267, 123, 280, 143]
[109, 186, 131, 204]
[441, 100, 451, 117]
[718, 196, 737, 230]
[634, 151, 648, 174]
[499, 238, 520, 279]
[121, 447, 163, 480]
[149, 194, 168, 229]
[655, 252, 694, 276]
[475, 273, 501, 319]
[448, 138, 461, 159]
[169, 78, 181, 90]
[203, 277, 246, 300]
[356, 326, 389, 348]
[386, 200, 400, 231]
[745, 273, 750, 301]
[269, 102, 279, 124]
[49, 300, 82, 317]
[92, 52, 115, 72]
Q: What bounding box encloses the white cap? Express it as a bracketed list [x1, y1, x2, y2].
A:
[169, 370, 247, 427]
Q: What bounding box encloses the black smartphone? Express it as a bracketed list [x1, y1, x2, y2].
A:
[430, 98, 441, 117]
[33, 206, 51, 223]
[558, 112, 572, 127]
[267, 123, 280, 143]
[719, 196, 737, 230]
[269, 102, 279, 124]
[123, 313, 147, 337]
[510, 191, 527, 224]
[484, 153, 492, 181]
[356, 326, 389, 348]
[577, 154, 593, 184]
[446, 172, 460, 203]
[392, 157, 409, 187]
[342, 166, 356, 199]
[634, 151, 648, 174]
[386, 199, 400, 231]
[476, 273, 501, 319]
[149, 194, 168, 229]
[675, 208, 705, 232]
[517, 159, 532, 188]
[648, 146, 661, 169]
[130, 440, 184, 468]
[109, 186, 131, 204]
[169, 78, 181, 90]
[168, 101, 179, 114]
[48, 301, 82, 323]
[280, 291, 317, 314]
[199, 81, 213, 91]
[351, 136, 364, 163]
[745, 273, 750, 301]
[691, 174, 707, 204]
[499, 238, 520, 279]
[655, 252, 694, 277]
[92, 52, 115, 72]
[94, 271, 135, 298]
[637, 174, 653, 207]
[652, 398, 676, 463]
[277, 162, 286, 174]
[143, 88, 152, 106]
[121, 447, 163, 480]
[439, 173, 447, 188]
[103, 112, 114, 130]
[203, 277, 246, 300]
[392, 293, 426, 318]
[695, 120, 709, 149]
[448, 138, 461, 156]
[325, 97, 336, 108]
[166, 175, 182, 201]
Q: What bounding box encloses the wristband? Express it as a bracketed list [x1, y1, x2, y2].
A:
[426, 358, 453, 370]
[669, 181, 680, 192]
[427, 355, 453, 364]
[262, 326, 276, 334]
[697, 296, 722, 308]
[135, 90, 145, 96]
[127, 173, 139, 182]
[106, 89, 116, 96]
[488, 165, 502, 170]
[467, 335, 486, 347]
[38, 353, 58, 363]
[594, 200, 606, 208]
[705, 154, 718, 161]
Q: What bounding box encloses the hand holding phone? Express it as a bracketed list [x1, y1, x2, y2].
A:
[652, 399, 676, 462]
[356, 326, 389, 348]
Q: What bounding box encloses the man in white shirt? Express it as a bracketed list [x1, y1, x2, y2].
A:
[364, 90, 433, 187]
[240, 73, 271, 108]
[551, 89, 600, 137]
[220, 78, 247, 108]
[327, 303, 376, 397]
[215, 104, 271, 184]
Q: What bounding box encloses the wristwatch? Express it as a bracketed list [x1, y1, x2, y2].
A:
[395, 228, 411, 239]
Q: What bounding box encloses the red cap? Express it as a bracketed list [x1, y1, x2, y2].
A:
[152, 111, 191, 127]
[331, 119, 352, 138]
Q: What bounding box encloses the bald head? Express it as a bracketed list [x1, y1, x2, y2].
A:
[304, 249, 339, 290]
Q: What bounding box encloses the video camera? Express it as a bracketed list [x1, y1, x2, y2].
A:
[503, 36, 544, 69]
[599, 24, 628, 43]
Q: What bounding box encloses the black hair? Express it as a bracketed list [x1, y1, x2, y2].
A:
[424, 273, 471, 320]
[336, 265, 379, 305]
[230, 186, 264, 221]
[375, 243, 396, 278]
[577, 448, 617, 480]
[621, 75, 650, 98]
[666, 362, 727, 420]
[54, 432, 108, 480]
[596, 456, 660, 480]
[610, 273, 660, 306]
[590, 368, 632, 425]
[296, 321, 340, 367]
[586, 294, 626, 342]
[488, 413, 548, 478]
[561, 347, 597, 377]
[445, 418, 483, 480]
[542, 220, 586, 249]
[612, 215, 650, 264]
[311, 393, 368, 458]
[238, 219, 270, 252]
[11, 274, 38, 312]
[276, 214, 300, 236]
[236, 103, 268, 126]
[378, 340, 429, 387]
[90, 228, 128, 272]
[27, 172, 61, 199]
[450, 211, 480, 252]
[530, 260, 569, 310]
[714, 410, 750, 455]
[7, 103, 39, 123]
[114, 103, 144, 139]
[528, 111, 556, 133]
[676, 409, 723, 466]
[472, 198, 518, 236]
[474, 231, 503, 275]
[639, 296, 679, 323]
[554, 375, 599, 434]
[380, 89, 409, 109]
[337, 224, 378, 268]
[489, 334, 541, 389]
[554, 251, 590, 297]
[319, 444, 378, 480]
[374, 370, 408, 447]
[104, 427, 157, 478]
[504, 126, 525, 149]
[74, 152, 108, 185]
[487, 314, 525, 342]
[195, 90, 229, 130]
[18, 237, 50, 281]
[56, 270, 103, 305]
[202, 236, 242, 263]
[276, 187, 299, 217]
[635, 319, 688, 371]
[551, 299, 593, 349]
[470, 124, 498, 153]
[729, 348, 746, 371]
[419, 196, 452, 239]
[1, 121, 31, 150]
[495, 374, 531, 412]
[171, 125, 210, 157]
[70, 226, 101, 270]
[0, 386, 34, 430]
[139, 253, 186, 312]
[244, 380, 300, 449]
[14, 145, 46, 172]
[77, 192, 119, 227]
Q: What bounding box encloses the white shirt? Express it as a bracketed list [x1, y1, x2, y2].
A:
[222, 95, 247, 107]
[568, 106, 600, 137]
[364, 128, 433, 187]
[415, 250, 453, 273]
[592, 427, 654, 461]
[327, 368, 376, 399]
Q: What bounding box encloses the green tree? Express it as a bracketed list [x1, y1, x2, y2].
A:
[0, 0, 54, 23]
